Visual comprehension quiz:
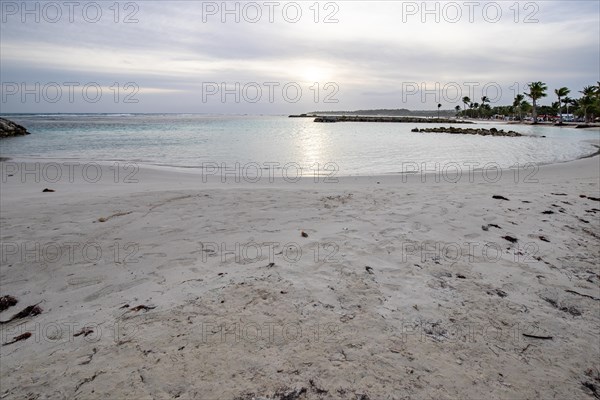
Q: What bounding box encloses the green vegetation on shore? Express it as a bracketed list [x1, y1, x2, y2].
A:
[454, 82, 599, 123]
[305, 82, 600, 124]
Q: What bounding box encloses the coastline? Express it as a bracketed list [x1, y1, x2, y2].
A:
[1, 115, 598, 178]
[1, 139, 599, 181]
[1, 156, 599, 399]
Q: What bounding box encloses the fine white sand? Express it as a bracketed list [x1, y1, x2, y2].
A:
[1, 155, 599, 399]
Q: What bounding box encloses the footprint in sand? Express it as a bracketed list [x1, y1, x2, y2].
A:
[411, 221, 431, 233]
[65, 276, 105, 290]
[142, 252, 168, 258]
[157, 258, 196, 269]
[483, 216, 499, 222]
[379, 227, 405, 238]
[84, 279, 148, 302]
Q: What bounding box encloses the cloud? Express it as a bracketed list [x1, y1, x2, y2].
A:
[1, 0, 598, 113]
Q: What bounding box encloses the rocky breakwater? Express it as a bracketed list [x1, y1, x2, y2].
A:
[411, 126, 523, 137]
[314, 116, 472, 124]
[0, 118, 30, 138]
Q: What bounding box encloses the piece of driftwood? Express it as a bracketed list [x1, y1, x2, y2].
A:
[522, 333, 553, 340]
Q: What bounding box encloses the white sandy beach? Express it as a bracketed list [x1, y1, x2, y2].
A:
[1, 156, 599, 399]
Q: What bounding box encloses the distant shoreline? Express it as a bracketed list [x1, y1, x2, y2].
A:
[290, 113, 600, 129]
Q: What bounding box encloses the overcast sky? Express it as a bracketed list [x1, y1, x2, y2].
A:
[1, 0, 598, 113]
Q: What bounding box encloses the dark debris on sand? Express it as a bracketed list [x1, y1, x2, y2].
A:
[482, 223, 502, 231]
[2, 332, 32, 345]
[582, 368, 600, 399]
[233, 383, 370, 400]
[502, 235, 518, 243]
[0, 295, 18, 311]
[0, 303, 42, 324]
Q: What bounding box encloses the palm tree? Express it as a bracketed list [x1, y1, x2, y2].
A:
[525, 81, 548, 124]
[552, 101, 561, 113]
[554, 87, 570, 123]
[472, 102, 479, 109]
[513, 94, 525, 121]
[479, 96, 490, 119]
[462, 96, 470, 114]
[481, 104, 492, 119]
[520, 100, 532, 118]
[594, 84, 600, 120]
[562, 96, 572, 117]
[578, 96, 594, 123]
[570, 98, 580, 118]
[581, 85, 596, 97]
[579, 86, 598, 123]
[454, 105, 461, 117]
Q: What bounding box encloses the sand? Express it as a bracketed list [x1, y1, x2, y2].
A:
[0, 155, 599, 399]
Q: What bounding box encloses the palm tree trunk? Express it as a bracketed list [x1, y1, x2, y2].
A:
[558, 96, 562, 124]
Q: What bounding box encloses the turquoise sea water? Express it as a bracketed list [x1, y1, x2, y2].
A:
[1, 114, 598, 176]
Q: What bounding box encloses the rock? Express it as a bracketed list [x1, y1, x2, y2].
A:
[0, 118, 30, 138]
[313, 116, 338, 123]
[413, 126, 523, 137]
